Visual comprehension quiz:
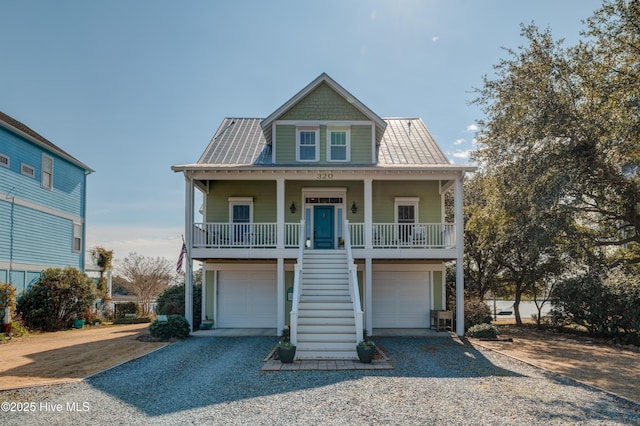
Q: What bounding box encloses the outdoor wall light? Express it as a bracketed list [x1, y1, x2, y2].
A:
[351, 202, 358, 214]
[290, 202, 297, 214]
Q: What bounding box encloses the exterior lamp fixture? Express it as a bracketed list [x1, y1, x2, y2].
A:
[351, 202, 358, 214]
[290, 202, 297, 214]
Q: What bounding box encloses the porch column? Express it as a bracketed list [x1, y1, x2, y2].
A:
[201, 266, 206, 324]
[364, 177, 372, 249]
[454, 173, 465, 336]
[276, 178, 285, 249]
[277, 257, 285, 336]
[184, 173, 195, 331]
[365, 257, 373, 336]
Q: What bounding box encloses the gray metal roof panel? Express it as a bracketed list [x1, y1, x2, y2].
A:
[378, 118, 451, 165]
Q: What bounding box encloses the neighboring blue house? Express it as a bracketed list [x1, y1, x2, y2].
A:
[0, 112, 93, 293]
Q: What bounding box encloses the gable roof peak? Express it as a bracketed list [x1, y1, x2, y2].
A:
[260, 73, 387, 144]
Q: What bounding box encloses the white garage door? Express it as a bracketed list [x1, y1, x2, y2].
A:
[217, 270, 277, 328]
[372, 271, 430, 328]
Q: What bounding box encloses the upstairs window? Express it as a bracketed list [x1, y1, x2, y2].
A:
[42, 154, 53, 190]
[72, 222, 82, 253]
[0, 153, 9, 168]
[296, 127, 319, 162]
[327, 128, 350, 161]
[21, 163, 35, 178]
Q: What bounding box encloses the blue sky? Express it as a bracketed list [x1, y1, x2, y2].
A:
[0, 0, 603, 264]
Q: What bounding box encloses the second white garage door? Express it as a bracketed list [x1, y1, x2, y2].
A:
[217, 270, 277, 328]
[372, 270, 430, 328]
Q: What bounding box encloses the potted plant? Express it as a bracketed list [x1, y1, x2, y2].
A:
[277, 341, 296, 363]
[356, 340, 375, 363]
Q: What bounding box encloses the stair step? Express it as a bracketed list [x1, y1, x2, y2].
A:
[298, 324, 356, 334]
[298, 302, 353, 310]
[298, 316, 355, 325]
[295, 349, 358, 360]
[303, 284, 349, 290]
[296, 341, 357, 351]
[298, 310, 354, 319]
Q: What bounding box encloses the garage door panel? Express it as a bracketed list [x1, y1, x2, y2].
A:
[218, 270, 277, 328]
[373, 271, 430, 328]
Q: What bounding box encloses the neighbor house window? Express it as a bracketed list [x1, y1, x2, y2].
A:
[0, 153, 9, 168]
[42, 154, 53, 189]
[296, 127, 319, 162]
[21, 163, 35, 177]
[327, 128, 350, 161]
[72, 222, 82, 253]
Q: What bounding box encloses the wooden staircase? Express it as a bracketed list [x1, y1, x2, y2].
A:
[295, 250, 358, 359]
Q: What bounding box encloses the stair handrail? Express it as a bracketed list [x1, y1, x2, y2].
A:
[290, 219, 305, 345]
[343, 220, 364, 344]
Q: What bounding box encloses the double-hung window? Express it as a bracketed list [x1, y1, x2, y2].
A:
[72, 222, 82, 253]
[42, 154, 53, 190]
[0, 153, 9, 168]
[327, 127, 350, 162]
[296, 127, 319, 162]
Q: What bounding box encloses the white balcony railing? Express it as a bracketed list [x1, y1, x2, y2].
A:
[193, 223, 300, 248]
[351, 223, 456, 249]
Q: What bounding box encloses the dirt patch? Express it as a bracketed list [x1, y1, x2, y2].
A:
[0, 323, 167, 390]
[471, 324, 640, 404]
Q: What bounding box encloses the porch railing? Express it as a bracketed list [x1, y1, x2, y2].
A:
[350, 223, 456, 249]
[290, 220, 305, 346]
[344, 220, 364, 344]
[192, 222, 300, 248]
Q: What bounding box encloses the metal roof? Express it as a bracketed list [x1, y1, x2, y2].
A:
[190, 117, 451, 167]
[0, 111, 94, 173]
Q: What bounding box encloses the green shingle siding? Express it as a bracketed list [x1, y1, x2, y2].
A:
[280, 83, 369, 121]
[350, 125, 372, 163]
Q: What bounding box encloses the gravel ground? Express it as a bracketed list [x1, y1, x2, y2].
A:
[0, 336, 638, 425]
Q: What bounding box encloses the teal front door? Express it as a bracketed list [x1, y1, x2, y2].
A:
[314, 206, 334, 249]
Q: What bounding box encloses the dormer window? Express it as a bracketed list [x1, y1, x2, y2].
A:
[296, 127, 319, 162]
[327, 127, 350, 162]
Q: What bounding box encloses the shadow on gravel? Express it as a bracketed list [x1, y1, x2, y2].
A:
[85, 335, 529, 417]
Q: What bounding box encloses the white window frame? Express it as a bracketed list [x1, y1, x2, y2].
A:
[228, 197, 254, 223]
[327, 127, 350, 162]
[296, 127, 319, 162]
[21, 163, 35, 178]
[42, 154, 53, 190]
[394, 197, 420, 223]
[72, 222, 82, 253]
[0, 153, 9, 168]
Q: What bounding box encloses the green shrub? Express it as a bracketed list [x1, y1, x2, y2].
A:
[466, 323, 500, 339]
[464, 298, 493, 330]
[156, 284, 201, 329]
[17, 267, 96, 331]
[114, 302, 140, 319]
[149, 315, 190, 340]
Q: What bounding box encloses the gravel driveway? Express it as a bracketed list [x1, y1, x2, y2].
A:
[1, 336, 638, 425]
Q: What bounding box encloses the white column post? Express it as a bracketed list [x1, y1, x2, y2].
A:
[364, 177, 373, 249]
[365, 257, 373, 337]
[276, 178, 285, 249]
[201, 265, 206, 322]
[454, 173, 465, 336]
[184, 173, 195, 331]
[277, 257, 285, 336]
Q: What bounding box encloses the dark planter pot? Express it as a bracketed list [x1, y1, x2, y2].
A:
[277, 345, 296, 363]
[199, 321, 214, 330]
[73, 319, 85, 329]
[356, 345, 375, 363]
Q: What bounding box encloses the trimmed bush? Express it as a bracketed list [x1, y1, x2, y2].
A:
[17, 267, 96, 331]
[466, 323, 500, 339]
[464, 298, 493, 330]
[149, 315, 190, 340]
[156, 284, 202, 329]
[114, 302, 140, 319]
[112, 316, 152, 324]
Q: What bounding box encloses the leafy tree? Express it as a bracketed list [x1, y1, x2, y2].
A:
[157, 270, 202, 327]
[117, 253, 174, 317]
[17, 267, 96, 331]
[0, 282, 17, 324]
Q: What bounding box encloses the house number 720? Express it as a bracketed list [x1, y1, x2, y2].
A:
[317, 171, 334, 180]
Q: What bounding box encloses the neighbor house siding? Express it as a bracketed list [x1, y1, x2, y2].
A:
[205, 180, 277, 222]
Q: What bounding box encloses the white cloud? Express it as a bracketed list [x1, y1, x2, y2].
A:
[467, 124, 478, 132]
[432, 36, 439, 43]
[453, 150, 471, 159]
[453, 138, 464, 146]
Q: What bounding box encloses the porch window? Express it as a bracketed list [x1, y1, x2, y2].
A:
[327, 127, 350, 162]
[395, 197, 419, 243]
[229, 197, 253, 243]
[296, 127, 319, 162]
[42, 154, 53, 190]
